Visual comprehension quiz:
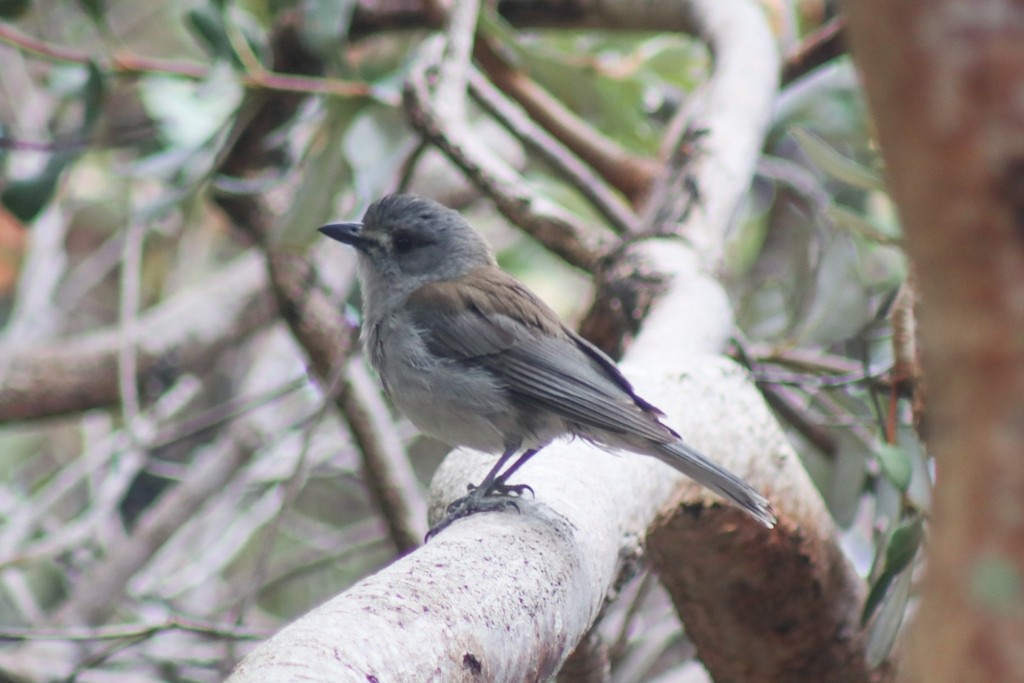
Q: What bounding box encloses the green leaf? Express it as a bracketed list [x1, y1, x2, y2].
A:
[824, 431, 870, 527]
[792, 127, 885, 192]
[76, 0, 104, 23]
[635, 36, 708, 91]
[302, 0, 357, 56]
[826, 204, 901, 246]
[0, 0, 31, 19]
[874, 442, 912, 490]
[1, 154, 74, 222]
[82, 61, 106, 131]
[886, 515, 924, 574]
[138, 69, 242, 150]
[862, 516, 924, 624]
[865, 567, 912, 667]
[187, 4, 233, 62]
[861, 571, 892, 628]
[521, 48, 657, 153]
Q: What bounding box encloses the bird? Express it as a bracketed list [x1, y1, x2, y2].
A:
[319, 194, 775, 538]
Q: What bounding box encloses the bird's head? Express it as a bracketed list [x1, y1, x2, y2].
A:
[320, 194, 496, 311]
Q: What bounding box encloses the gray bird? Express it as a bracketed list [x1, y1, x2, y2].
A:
[320, 194, 775, 537]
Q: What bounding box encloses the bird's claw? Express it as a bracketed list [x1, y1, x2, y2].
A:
[424, 486, 530, 542]
[466, 481, 535, 498]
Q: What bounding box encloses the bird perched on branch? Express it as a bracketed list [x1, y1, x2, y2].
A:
[320, 194, 775, 538]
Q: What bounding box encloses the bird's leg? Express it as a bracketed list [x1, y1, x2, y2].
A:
[480, 448, 539, 498]
[426, 446, 539, 541]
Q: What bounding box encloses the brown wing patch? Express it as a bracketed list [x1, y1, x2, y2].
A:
[408, 267, 569, 339]
[408, 267, 672, 429]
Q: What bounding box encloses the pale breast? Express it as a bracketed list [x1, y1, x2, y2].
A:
[365, 313, 517, 453]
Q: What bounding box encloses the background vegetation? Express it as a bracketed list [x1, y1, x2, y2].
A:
[0, 0, 945, 680]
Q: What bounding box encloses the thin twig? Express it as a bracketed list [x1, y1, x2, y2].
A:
[737, 342, 866, 375]
[0, 378, 201, 566]
[432, 0, 482, 122]
[393, 138, 430, 194]
[473, 33, 659, 204]
[253, 519, 389, 599]
[230, 353, 353, 626]
[468, 68, 638, 234]
[0, 618, 270, 643]
[117, 219, 145, 439]
[0, 253, 274, 422]
[781, 16, 845, 86]
[53, 422, 263, 627]
[0, 22, 381, 101]
[753, 367, 891, 389]
[760, 384, 839, 457]
[148, 375, 308, 449]
[404, 40, 610, 271]
[340, 360, 428, 552]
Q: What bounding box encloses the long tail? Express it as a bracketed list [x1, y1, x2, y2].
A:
[651, 440, 776, 528]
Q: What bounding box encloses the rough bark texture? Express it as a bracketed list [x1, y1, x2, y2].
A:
[634, 244, 873, 683]
[227, 248, 784, 683]
[845, 2, 1024, 682]
[228, 240, 868, 683]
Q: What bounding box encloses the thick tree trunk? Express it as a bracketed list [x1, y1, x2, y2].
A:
[846, 2, 1024, 682]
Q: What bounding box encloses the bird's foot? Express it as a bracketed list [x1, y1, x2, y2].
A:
[424, 485, 531, 542]
[466, 480, 535, 499]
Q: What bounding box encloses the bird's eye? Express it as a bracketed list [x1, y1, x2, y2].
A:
[392, 230, 429, 254]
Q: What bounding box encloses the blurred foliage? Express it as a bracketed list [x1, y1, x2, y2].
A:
[0, 0, 926, 680]
[728, 56, 924, 659]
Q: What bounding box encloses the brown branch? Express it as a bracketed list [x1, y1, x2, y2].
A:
[468, 68, 638, 235]
[760, 384, 840, 457]
[781, 16, 846, 86]
[556, 629, 611, 683]
[211, 10, 428, 553]
[0, 22, 376, 101]
[403, 41, 611, 272]
[265, 253, 428, 551]
[474, 36, 660, 205]
[649, 507, 868, 683]
[889, 274, 924, 431]
[741, 343, 867, 375]
[0, 252, 274, 422]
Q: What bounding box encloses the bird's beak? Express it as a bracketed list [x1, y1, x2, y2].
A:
[318, 222, 370, 251]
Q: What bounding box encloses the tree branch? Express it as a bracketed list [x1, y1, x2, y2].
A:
[403, 38, 612, 272]
[0, 253, 274, 422]
[473, 36, 660, 205]
[0, 22, 377, 100]
[467, 68, 638, 235]
[209, 12, 430, 554]
[228, 2, 875, 681]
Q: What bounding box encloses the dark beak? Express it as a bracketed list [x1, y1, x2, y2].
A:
[318, 222, 369, 251]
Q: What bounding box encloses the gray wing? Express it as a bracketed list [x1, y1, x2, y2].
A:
[407, 291, 673, 445]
